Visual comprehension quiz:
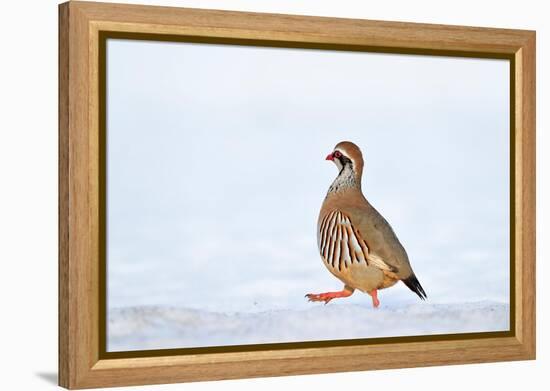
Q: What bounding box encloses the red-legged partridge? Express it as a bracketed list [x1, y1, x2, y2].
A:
[306, 141, 427, 308]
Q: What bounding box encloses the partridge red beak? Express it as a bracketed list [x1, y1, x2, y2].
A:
[326, 153, 334, 161]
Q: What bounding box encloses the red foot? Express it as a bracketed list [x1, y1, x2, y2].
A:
[305, 288, 354, 304]
[369, 289, 380, 308]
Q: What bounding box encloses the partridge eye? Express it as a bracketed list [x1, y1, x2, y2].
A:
[333, 151, 342, 158]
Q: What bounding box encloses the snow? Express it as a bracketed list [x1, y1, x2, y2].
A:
[108, 301, 509, 352]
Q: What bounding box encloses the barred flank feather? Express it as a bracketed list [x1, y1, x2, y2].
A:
[318, 210, 369, 270]
[402, 274, 427, 300]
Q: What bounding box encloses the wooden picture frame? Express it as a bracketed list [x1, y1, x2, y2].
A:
[59, 1, 536, 389]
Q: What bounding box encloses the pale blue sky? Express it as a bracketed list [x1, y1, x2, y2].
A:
[106, 39, 510, 316]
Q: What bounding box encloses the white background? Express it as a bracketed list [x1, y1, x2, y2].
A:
[0, 0, 546, 390]
[107, 40, 510, 311]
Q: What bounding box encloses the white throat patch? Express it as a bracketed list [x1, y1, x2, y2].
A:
[327, 164, 357, 195]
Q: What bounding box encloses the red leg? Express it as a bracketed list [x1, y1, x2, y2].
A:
[369, 289, 380, 308]
[305, 286, 354, 304]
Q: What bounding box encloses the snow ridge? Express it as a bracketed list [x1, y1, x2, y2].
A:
[108, 301, 509, 352]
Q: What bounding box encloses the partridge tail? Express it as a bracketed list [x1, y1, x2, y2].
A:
[402, 274, 427, 300]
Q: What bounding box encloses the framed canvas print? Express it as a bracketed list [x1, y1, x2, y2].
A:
[58, 1, 536, 389]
